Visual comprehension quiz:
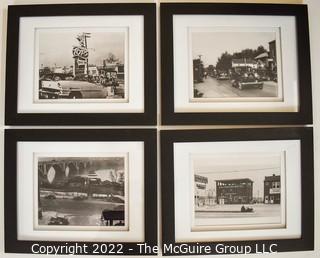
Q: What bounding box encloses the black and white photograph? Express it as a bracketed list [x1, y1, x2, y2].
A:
[191, 27, 282, 101]
[192, 152, 285, 231]
[36, 155, 128, 230]
[36, 28, 127, 102]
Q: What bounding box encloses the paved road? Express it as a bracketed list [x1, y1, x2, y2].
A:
[195, 204, 281, 219]
[194, 77, 278, 98]
[39, 197, 124, 226]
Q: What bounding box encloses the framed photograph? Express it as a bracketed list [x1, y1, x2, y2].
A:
[5, 129, 157, 255]
[161, 128, 314, 255]
[161, 3, 313, 125]
[5, 3, 156, 125]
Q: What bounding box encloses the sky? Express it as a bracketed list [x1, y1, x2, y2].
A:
[192, 31, 276, 67]
[39, 29, 125, 67]
[193, 152, 282, 198]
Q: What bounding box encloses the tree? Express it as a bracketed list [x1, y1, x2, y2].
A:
[254, 45, 267, 57]
[240, 48, 255, 59]
[216, 51, 232, 71]
[207, 64, 214, 71]
[105, 53, 119, 64]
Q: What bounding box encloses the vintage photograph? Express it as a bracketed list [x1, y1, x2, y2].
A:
[36, 156, 127, 230]
[192, 152, 285, 231]
[191, 28, 282, 101]
[36, 28, 127, 101]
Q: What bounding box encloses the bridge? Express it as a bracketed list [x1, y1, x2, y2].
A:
[38, 158, 95, 184]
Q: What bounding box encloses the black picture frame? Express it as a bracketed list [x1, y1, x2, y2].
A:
[5, 3, 156, 125]
[4, 129, 157, 255]
[161, 127, 314, 255]
[161, 3, 313, 125]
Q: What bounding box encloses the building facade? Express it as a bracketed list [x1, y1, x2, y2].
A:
[216, 178, 253, 205]
[193, 58, 204, 83]
[194, 174, 208, 207]
[264, 174, 281, 204]
[231, 58, 258, 73]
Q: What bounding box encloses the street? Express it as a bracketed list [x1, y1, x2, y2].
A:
[195, 204, 281, 219]
[194, 76, 278, 98]
[39, 197, 123, 226]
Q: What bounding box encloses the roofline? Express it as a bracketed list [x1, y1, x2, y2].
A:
[215, 178, 253, 183]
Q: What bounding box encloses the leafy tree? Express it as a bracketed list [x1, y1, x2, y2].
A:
[207, 64, 215, 73]
[240, 48, 255, 59]
[216, 51, 232, 71]
[254, 45, 267, 56]
[106, 53, 119, 63]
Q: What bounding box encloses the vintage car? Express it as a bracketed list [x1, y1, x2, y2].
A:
[48, 216, 69, 225]
[240, 206, 254, 213]
[39, 80, 108, 99]
[232, 73, 263, 90]
[100, 209, 124, 226]
[217, 72, 230, 80]
[44, 194, 56, 200]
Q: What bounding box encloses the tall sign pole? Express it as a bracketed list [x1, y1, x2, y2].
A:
[84, 33, 90, 75]
[72, 32, 91, 77]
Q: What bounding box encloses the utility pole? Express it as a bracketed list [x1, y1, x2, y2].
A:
[83, 33, 91, 76]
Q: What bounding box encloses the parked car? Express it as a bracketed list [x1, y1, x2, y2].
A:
[232, 73, 263, 90]
[100, 209, 124, 226]
[217, 72, 230, 80]
[44, 194, 56, 200]
[39, 80, 108, 99]
[240, 206, 254, 213]
[48, 216, 69, 225]
[257, 74, 271, 82]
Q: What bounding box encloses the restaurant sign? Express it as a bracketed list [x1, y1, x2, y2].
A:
[72, 46, 89, 59]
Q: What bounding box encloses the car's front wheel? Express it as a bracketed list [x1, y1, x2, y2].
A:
[69, 92, 82, 99]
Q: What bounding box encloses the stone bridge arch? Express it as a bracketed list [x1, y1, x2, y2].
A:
[65, 162, 78, 178]
[46, 164, 65, 184]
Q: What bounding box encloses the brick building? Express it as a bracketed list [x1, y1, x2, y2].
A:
[216, 178, 253, 205]
[264, 174, 281, 204]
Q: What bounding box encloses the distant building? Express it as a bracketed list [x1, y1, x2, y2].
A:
[53, 67, 65, 74]
[254, 52, 269, 69]
[268, 40, 277, 71]
[193, 58, 204, 83]
[216, 178, 253, 205]
[117, 64, 125, 80]
[231, 58, 258, 73]
[99, 62, 124, 79]
[269, 41, 276, 62]
[88, 66, 99, 76]
[194, 174, 208, 207]
[264, 174, 280, 204]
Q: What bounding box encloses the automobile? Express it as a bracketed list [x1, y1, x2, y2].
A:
[38, 208, 43, 219]
[232, 73, 263, 90]
[257, 74, 271, 82]
[40, 80, 108, 99]
[240, 206, 254, 213]
[44, 194, 56, 200]
[272, 72, 278, 82]
[217, 72, 230, 80]
[48, 216, 69, 225]
[100, 209, 124, 226]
